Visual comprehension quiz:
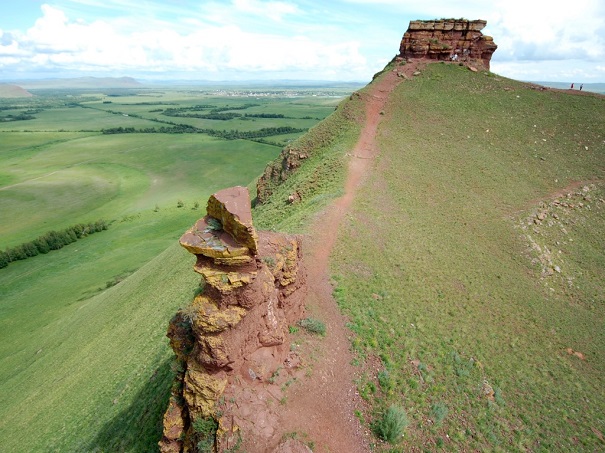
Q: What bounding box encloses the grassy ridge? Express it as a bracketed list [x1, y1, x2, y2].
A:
[253, 97, 365, 232]
[331, 63, 605, 450]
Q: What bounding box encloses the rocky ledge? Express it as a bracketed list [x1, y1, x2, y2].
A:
[159, 186, 307, 452]
[399, 19, 497, 70]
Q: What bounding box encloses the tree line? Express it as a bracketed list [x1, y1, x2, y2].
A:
[0, 220, 108, 269]
[101, 125, 306, 139]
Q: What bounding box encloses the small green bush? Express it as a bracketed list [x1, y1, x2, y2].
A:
[373, 405, 409, 444]
[430, 402, 448, 425]
[298, 317, 326, 336]
[192, 416, 218, 452]
[377, 370, 393, 392]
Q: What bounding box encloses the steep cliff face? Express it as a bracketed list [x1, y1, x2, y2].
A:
[159, 187, 306, 452]
[399, 19, 497, 70]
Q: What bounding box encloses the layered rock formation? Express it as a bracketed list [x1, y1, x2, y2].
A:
[399, 19, 497, 70]
[159, 186, 306, 452]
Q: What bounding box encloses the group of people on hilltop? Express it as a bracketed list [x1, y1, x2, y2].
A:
[570, 83, 584, 90]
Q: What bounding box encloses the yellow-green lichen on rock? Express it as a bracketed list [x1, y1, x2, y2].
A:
[195, 267, 257, 292]
[180, 217, 250, 260]
[160, 397, 185, 452]
[183, 367, 228, 418]
[189, 295, 247, 334]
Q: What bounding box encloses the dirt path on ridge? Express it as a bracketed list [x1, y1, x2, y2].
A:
[268, 60, 423, 453]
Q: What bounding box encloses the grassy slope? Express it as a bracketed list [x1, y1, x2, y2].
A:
[332, 63, 605, 451]
[0, 242, 198, 452]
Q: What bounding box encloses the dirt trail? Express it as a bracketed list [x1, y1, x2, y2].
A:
[267, 61, 422, 453]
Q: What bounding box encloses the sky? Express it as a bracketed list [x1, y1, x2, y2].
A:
[0, 0, 604, 83]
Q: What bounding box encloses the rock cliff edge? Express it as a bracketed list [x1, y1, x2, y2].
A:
[399, 19, 497, 70]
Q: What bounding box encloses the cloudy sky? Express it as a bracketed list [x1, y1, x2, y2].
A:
[1, 0, 604, 83]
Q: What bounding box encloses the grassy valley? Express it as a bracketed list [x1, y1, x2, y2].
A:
[0, 86, 349, 451]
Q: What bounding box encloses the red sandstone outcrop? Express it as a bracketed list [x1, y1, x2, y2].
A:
[159, 186, 307, 453]
[399, 19, 497, 70]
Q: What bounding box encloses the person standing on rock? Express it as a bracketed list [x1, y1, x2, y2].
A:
[580, 84, 583, 91]
[570, 83, 574, 89]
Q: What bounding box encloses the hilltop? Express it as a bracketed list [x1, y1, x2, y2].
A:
[154, 19, 605, 452]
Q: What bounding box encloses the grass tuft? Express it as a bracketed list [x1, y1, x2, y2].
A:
[430, 402, 448, 425]
[298, 317, 326, 336]
[372, 405, 409, 444]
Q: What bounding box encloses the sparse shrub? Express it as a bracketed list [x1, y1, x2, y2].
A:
[180, 303, 199, 324]
[192, 201, 200, 210]
[430, 402, 448, 425]
[206, 217, 223, 231]
[373, 405, 409, 444]
[193, 282, 205, 297]
[378, 370, 393, 392]
[177, 199, 184, 208]
[0, 251, 9, 269]
[33, 237, 50, 254]
[192, 416, 218, 452]
[298, 317, 326, 336]
[262, 256, 276, 267]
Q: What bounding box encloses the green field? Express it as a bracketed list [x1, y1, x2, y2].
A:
[0, 87, 348, 451]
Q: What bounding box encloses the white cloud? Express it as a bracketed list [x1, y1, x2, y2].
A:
[232, 0, 299, 21]
[0, 4, 368, 80]
[489, 0, 605, 63]
[1, 0, 604, 81]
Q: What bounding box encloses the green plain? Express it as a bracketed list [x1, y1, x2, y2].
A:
[0, 87, 348, 451]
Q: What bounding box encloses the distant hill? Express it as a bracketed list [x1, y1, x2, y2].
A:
[0, 84, 33, 98]
[15, 76, 142, 89]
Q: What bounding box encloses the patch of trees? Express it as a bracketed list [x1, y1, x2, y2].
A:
[209, 103, 260, 113]
[162, 105, 216, 116]
[244, 113, 285, 118]
[102, 124, 198, 134]
[0, 220, 108, 269]
[162, 103, 262, 120]
[101, 125, 306, 139]
[163, 112, 242, 120]
[202, 126, 306, 140]
[128, 102, 179, 106]
[1, 113, 36, 122]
